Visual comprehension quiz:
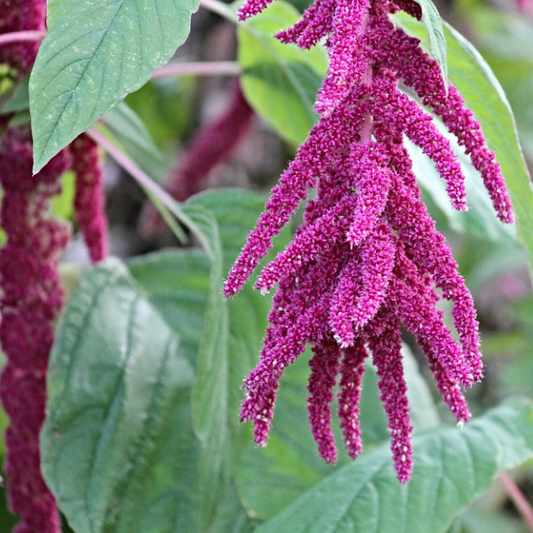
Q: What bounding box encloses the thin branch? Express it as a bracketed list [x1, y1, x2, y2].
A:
[499, 472, 533, 533]
[87, 127, 178, 211]
[0, 30, 46, 45]
[152, 61, 240, 79]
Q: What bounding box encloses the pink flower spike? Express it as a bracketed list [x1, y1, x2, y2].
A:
[386, 175, 483, 382]
[225, 100, 362, 297]
[346, 145, 392, 246]
[275, 0, 335, 49]
[367, 312, 413, 483]
[329, 224, 395, 346]
[425, 348, 471, 423]
[315, 0, 370, 116]
[387, 27, 513, 223]
[237, 0, 274, 20]
[307, 336, 341, 463]
[256, 194, 357, 293]
[338, 340, 368, 458]
[392, 245, 475, 388]
[372, 76, 468, 211]
[70, 134, 109, 263]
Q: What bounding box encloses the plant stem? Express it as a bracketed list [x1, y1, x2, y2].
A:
[87, 127, 177, 211]
[499, 472, 533, 533]
[0, 30, 46, 45]
[152, 61, 240, 79]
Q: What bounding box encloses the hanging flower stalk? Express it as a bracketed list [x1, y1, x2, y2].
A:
[69, 134, 109, 263]
[225, 0, 514, 482]
[0, 2, 108, 530]
[0, 124, 71, 533]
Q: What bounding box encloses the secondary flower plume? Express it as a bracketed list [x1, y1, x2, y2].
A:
[226, 0, 514, 482]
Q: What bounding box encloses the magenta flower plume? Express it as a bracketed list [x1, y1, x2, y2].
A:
[0, 125, 71, 533]
[70, 134, 109, 263]
[227, 0, 514, 482]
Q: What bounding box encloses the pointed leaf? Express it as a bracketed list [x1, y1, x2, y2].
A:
[30, 0, 198, 173]
[41, 258, 197, 533]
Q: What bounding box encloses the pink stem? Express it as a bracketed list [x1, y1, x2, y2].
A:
[152, 61, 240, 79]
[499, 473, 533, 533]
[0, 30, 46, 45]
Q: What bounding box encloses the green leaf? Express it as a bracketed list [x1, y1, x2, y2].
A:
[102, 103, 164, 174]
[412, 0, 448, 89]
[2, 75, 29, 113]
[128, 250, 210, 367]
[255, 398, 533, 533]
[177, 202, 231, 530]
[41, 258, 198, 533]
[237, 1, 328, 146]
[394, 13, 533, 271]
[29, 0, 199, 173]
[188, 189, 293, 440]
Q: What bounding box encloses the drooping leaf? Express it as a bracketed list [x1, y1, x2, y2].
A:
[237, 1, 328, 146]
[29, 0, 199, 173]
[394, 13, 533, 270]
[412, 0, 448, 89]
[255, 398, 533, 533]
[189, 189, 292, 440]
[41, 258, 198, 533]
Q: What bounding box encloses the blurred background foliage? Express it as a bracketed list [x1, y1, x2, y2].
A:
[1, 0, 533, 531]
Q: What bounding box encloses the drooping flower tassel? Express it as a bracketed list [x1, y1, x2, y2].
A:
[0, 125, 71, 533]
[226, 0, 514, 482]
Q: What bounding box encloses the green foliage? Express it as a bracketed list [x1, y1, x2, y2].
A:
[255, 399, 533, 533]
[41, 259, 198, 533]
[237, 1, 328, 145]
[40, 188, 533, 533]
[29, 0, 199, 173]
[395, 13, 533, 268]
[412, 0, 448, 89]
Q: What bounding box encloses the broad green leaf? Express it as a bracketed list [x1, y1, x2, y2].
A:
[128, 249, 210, 366]
[394, 13, 533, 271]
[412, 0, 448, 89]
[41, 258, 197, 533]
[189, 189, 292, 445]
[30, 0, 199, 173]
[235, 343, 440, 520]
[256, 398, 533, 533]
[237, 1, 328, 146]
[177, 201, 231, 530]
[129, 249, 258, 531]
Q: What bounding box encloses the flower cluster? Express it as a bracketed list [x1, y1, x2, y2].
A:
[226, 0, 513, 482]
[0, 3, 108, 531]
[0, 124, 71, 533]
[70, 134, 108, 263]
